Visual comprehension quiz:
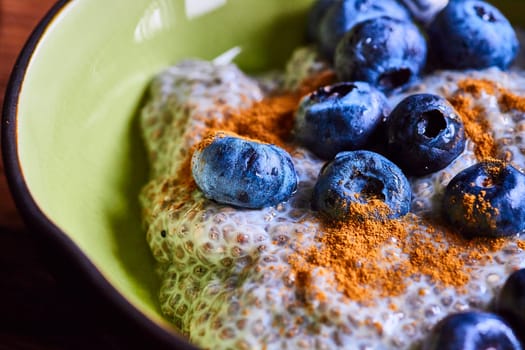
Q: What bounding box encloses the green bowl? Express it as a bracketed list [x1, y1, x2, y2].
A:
[2, 0, 313, 347]
[2, 0, 523, 348]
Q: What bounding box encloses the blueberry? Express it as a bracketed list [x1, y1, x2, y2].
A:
[428, 0, 519, 70]
[423, 311, 523, 350]
[334, 16, 427, 92]
[386, 94, 466, 176]
[307, 0, 334, 42]
[495, 268, 525, 336]
[191, 133, 298, 209]
[442, 160, 525, 238]
[317, 0, 411, 58]
[294, 82, 390, 160]
[312, 150, 411, 220]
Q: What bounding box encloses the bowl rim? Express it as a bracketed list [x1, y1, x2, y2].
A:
[1, 1, 198, 348]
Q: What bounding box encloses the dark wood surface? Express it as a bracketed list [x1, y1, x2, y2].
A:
[0, 2, 164, 349]
[0, 0, 43, 230]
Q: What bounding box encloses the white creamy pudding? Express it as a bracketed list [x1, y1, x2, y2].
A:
[139, 46, 525, 349]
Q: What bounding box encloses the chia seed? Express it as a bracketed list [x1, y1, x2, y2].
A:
[139, 49, 525, 349]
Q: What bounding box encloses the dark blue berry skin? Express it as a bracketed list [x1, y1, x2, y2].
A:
[386, 94, 466, 176]
[442, 160, 525, 238]
[399, 0, 448, 25]
[423, 311, 523, 350]
[317, 0, 411, 58]
[307, 0, 334, 42]
[294, 82, 390, 160]
[495, 268, 525, 340]
[312, 150, 411, 220]
[428, 0, 519, 70]
[191, 134, 298, 209]
[334, 16, 427, 93]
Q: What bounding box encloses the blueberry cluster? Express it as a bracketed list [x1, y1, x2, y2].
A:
[301, 2, 525, 347]
[293, 89, 468, 219]
[300, 0, 525, 234]
[424, 268, 525, 350]
[308, 0, 519, 92]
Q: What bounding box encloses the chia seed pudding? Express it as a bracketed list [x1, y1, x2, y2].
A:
[139, 42, 525, 350]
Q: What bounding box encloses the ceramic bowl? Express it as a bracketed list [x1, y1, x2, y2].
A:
[2, 0, 523, 348]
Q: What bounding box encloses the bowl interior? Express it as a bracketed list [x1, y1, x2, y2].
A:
[13, 0, 525, 336]
[16, 0, 312, 328]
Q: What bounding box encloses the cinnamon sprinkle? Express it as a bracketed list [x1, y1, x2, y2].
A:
[456, 78, 497, 97]
[499, 90, 525, 113]
[456, 78, 525, 114]
[287, 78, 525, 302]
[461, 191, 499, 229]
[164, 72, 523, 304]
[204, 69, 336, 150]
[290, 200, 507, 303]
[449, 78, 525, 160]
[175, 69, 335, 193]
[447, 87, 497, 160]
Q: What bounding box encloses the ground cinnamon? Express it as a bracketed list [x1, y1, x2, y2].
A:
[168, 72, 522, 304]
[289, 199, 507, 303]
[456, 78, 497, 97]
[456, 78, 525, 114]
[461, 191, 499, 229]
[286, 79, 525, 304]
[449, 78, 525, 160]
[204, 69, 336, 150]
[448, 83, 497, 160]
[498, 89, 525, 113]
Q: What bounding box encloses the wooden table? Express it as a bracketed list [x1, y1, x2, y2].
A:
[0, 0, 44, 230]
[0, 2, 164, 349]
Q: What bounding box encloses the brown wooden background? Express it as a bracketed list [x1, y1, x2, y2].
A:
[0, 2, 170, 349]
[0, 0, 45, 230]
